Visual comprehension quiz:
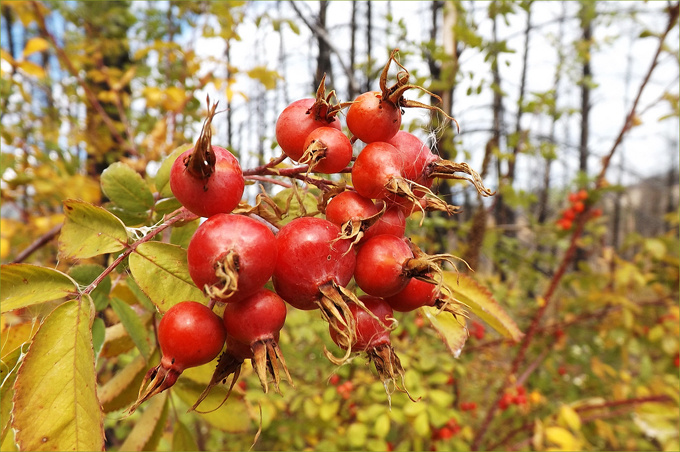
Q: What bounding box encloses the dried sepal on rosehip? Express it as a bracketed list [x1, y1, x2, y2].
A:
[329, 296, 417, 406]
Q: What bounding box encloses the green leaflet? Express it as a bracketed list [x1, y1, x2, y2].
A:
[12, 297, 105, 451]
[0, 264, 79, 313]
[128, 241, 207, 313]
[58, 199, 128, 260]
[155, 144, 192, 198]
[109, 297, 152, 361]
[443, 272, 524, 342]
[101, 162, 155, 213]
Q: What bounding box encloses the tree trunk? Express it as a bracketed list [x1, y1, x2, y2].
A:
[314, 1, 333, 91]
[364, 1, 373, 92]
[348, 1, 357, 100]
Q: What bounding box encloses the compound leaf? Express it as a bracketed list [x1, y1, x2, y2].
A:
[0, 264, 79, 313]
[59, 200, 128, 260]
[12, 297, 105, 451]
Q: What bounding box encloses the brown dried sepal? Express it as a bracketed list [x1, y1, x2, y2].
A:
[317, 183, 347, 214]
[404, 241, 471, 293]
[188, 350, 244, 413]
[332, 202, 386, 251]
[426, 160, 495, 197]
[252, 338, 294, 395]
[183, 96, 219, 185]
[384, 177, 456, 222]
[367, 343, 418, 405]
[318, 282, 397, 366]
[204, 250, 240, 300]
[127, 364, 180, 415]
[307, 73, 352, 123]
[379, 49, 459, 132]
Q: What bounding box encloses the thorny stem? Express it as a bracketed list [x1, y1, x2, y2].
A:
[470, 7, 678, 449]
[81, 207, 198, 298]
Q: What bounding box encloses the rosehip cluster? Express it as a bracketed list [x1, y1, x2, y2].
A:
[556, 189, 601, 231]
[131, 50, 494, 413]
[499, 385, 528, 410]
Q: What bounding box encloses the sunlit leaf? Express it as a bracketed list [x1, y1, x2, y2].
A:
[0, 320, 36, 360]
[170, 219, 200, 248]
[119, 391, 168, 451]
[12, 298, 105, 451]
[1, 347, 22, 445]
[22, 37, 49, 58]
[17, 60, 45, 78]
[559, 405, 582, 432]
[155, 144, 192, 198]
[109, 298, 151, 361]
[58, 199, 128, 260]
[347, 423, 368, 448]
[172, 421, 199, 451]
[442, 273, 523, 342]
[101, 162, 155, 213]
[246, 65, 282, 90]
[0, 264, 78, 313]
[421, 306, 468, 358]
[545, 426, 580, 451]
[101, 312, 153, 359]
[129, 242, 207, 313]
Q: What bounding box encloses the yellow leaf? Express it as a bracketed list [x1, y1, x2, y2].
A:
[533, 419, 544, 451]
[559, 405, 582, 432]
[11, 298, 105, 451]
[119, 392, 168, 452]
[443, 272, 524, 342]
[22, 37, 49, 58]
[163, 86, 186, 111]
[17, 60, 45, 78]
[143, 87, 162, 108]
[545, 426, 580, 451]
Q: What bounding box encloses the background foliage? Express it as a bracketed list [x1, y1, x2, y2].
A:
[1, 1, 679, 451]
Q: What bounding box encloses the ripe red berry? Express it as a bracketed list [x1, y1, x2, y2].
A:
[499, 392, 513, 410]
[222, 289, 287, 345]
[170, 145, 244, 218]
[300, 127, 353, 174]
[577, 189, 588, 200]
[386, 131, 437, 188]
[130, 301, 225, 413]
[562, 208, 576, 221]
[384, 275, 438, 312]
[346, 91, 401, 143]
[223, 289, 292, 394]
[329, 374, 341, 386]
[568, 192, 579, 203]
[362, 203, 406, 242]
[276, 98, 341, 160]
[354, 235, 414, 298]
[329, 296, 392, 351]
[187, 214, 277, 303]
[272, 217, 355, 311]
[573, 201, 585, 213]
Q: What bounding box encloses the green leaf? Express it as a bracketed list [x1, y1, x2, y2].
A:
[126, 277, 156, 312]
[173, 421, 199, 451]
[109, 297, 151, 361]
[101, 162, 155, 213]
[156, 144, 192, 198]
[442, 273, 523, 342]
[59, 199, 128, 260]
[374, 413, 391, 438]
[91, 317, 106, 362]
[119, 391, 168, 452]
[104, 204, 149, 227]
[154, 197, 183, 216]
[0, 264, 79, 313]
[170, 219, 200, 248]
[347, 423, 368, 448]
[12, 297, 105, 451]
[129, 242, 207, 313]
[421, 306, 468, 358]
[68, 264, 111, 311]
[173, 377, 251, 432]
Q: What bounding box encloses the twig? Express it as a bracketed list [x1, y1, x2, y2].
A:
[242, 153, 288, 175]
[470, 7, 679, 448]
[245, 176, 293, 188]
[12, 223, 62, 264]
[81, 207, 197, 297]
[287, 1, 359, 95]
[488, 395, 674, 450]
